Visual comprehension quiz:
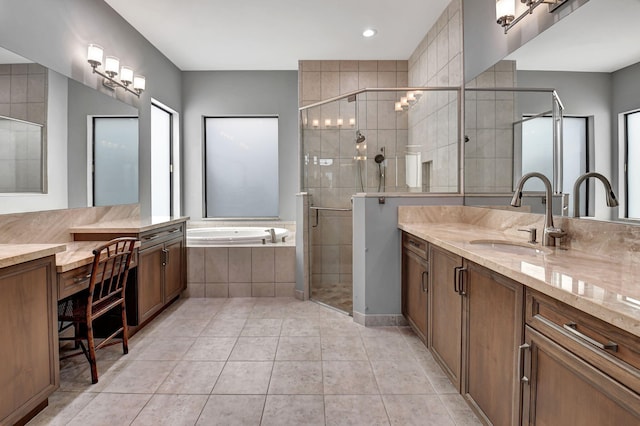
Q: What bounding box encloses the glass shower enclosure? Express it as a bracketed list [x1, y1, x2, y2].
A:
[300, 87, 461, 314]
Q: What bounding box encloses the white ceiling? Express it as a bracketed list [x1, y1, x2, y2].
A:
[103, 0, 451, 71]
[506, 0, 640, 73]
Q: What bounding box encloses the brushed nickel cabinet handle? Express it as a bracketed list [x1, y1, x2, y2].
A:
[409, 239, 420, 248]
[73, 273, 92, 283]
[518, 343, 531, 384]
[563, 322, 618, 352]
[454, 266, 467, 295]
[421, 271, 428, 293]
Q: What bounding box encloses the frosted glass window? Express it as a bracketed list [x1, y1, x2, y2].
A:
[521, 116, 586, 213]
[0, 116, 44, 193]
[626, 111, 640, 219]
[151, 104, 172, 216]
[93, 116, 138, 206]
[204, 116, 279, 218]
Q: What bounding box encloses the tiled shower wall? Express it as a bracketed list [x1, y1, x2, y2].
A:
[464, 60, 517, 193]
[0, 63, 47, 124]
[407, 0, 463, 193]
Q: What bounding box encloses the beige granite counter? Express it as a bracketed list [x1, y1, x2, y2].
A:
[69, 216, 189, 234]
[0, 244, 66, 269]
[55, 241, 104, 273]
[399, 206, 640, 338]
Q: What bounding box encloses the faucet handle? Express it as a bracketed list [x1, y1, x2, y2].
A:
[518, 227, 537, 244]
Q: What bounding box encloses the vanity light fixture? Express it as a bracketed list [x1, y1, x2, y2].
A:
[337, 118, 344, 127]
[86, 44, 145, 97]
[497, 0, 569, 34]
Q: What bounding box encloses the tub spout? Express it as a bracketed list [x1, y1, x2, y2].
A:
[265, 228, 277, 243]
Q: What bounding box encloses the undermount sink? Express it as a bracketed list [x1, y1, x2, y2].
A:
[469, 239, 552, 256]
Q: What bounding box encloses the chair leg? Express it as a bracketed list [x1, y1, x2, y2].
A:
[86, 324, 99, 384]
[121, 304, 129, 355]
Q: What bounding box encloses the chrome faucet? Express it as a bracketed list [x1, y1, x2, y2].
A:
[265, 228, 277, 243]
[571, 172, 618, 218]
[511, 172, 565, 246]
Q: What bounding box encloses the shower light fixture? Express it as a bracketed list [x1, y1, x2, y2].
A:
[362, 28, 377, 38]
[87, 44, 146, 97]
[496, 0, 569, 34]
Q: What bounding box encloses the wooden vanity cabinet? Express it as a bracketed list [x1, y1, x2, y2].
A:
[135, 224, 185, 325]
[522, 289, 640, 424]
[462, 261, 524, 426]
[0, 256, 58, 426]
[428, 245, 463, 390]
[401, 232, 429, 343]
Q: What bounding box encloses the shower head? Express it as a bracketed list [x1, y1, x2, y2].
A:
[355, 130, 366, 144]
[374, 153, 385, 164]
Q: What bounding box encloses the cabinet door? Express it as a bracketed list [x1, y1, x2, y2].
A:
[137, 243, 165, 324]
[0, 256, 57, 425]
[464, 261, 523, 426]
[523, 326, 640, 425]
[429, 245, 463, 390]
[164, 238, 184, 302]
[402, 247, 428, 342]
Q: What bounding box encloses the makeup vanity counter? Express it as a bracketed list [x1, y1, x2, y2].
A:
[398, 205, 640, 425]
[68, 216, 189, 326]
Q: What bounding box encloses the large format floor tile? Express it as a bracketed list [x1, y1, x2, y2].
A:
[29, 297, 480, 425]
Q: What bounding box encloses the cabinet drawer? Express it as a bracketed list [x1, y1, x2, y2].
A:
[140, 224, 184, 248]
[57, 263, 92, 300]
[526, 289, 640, 393]
[403, 232, 428, 259]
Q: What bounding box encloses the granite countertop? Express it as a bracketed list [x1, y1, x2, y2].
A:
[69, 216, 189, 234]
[398, 221, 640, 338]
[0, 244, 66, 269]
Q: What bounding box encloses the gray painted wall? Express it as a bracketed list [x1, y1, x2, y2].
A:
[352, 195, 464, 317]
[182, 71, 299, 221]
[517, 71, 614, 220]
[0, 0, 182, 215]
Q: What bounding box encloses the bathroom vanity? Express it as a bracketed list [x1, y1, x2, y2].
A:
[399, 206, 640, 425]
[0, 245, 65, 426]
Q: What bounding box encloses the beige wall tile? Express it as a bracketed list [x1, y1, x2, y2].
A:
[229, 248, 251, 282]
[339, 61, 358, 71]
[206, 283, 229, 298]
[252, 282, 275, 297]
[358, 61, 378, 72]
[205, 247, 228, 283]
[275, 247, 295, 282]
[252, 247, 275, 282]
[185, 283, 205, 298]
[187, 247, 205, 282]
[229, 282, 252, 297]
[275, 283, 295, 297]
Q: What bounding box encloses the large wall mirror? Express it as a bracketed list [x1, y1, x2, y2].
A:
[0, 45, 139, 213]
[463, 0, 640, 223]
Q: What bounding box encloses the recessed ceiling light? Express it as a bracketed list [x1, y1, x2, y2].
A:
[362, 28, 377, 38]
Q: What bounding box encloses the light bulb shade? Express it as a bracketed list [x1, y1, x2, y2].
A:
[496, 0, 515, 24]
[120, 66, 134, 85]
[395, 102, 403, 112]
[105, 56, 120, 76]
[87, 44, 103, 67]
[133, 75, 146, 92]
[400, 96, 409, 107]
[406, 91, 416, 103]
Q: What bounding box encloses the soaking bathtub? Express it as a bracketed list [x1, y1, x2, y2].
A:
[187, 227, 289, 245]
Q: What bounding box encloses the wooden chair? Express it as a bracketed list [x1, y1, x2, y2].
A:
[58, 237, 137, 384]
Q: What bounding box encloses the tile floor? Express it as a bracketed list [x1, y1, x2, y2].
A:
[29, 297, 481, 426]
[311, 283, 353, 314]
